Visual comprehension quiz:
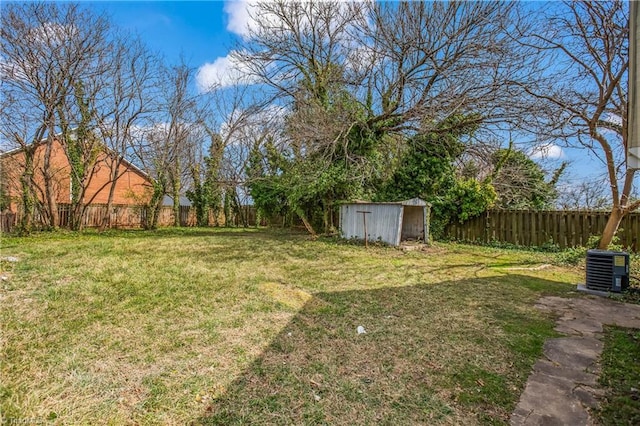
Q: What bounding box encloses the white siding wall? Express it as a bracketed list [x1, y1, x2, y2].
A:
[339, 204, 403, 246]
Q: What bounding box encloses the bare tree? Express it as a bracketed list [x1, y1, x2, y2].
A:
[516, 1, 638, 248]
[93, 36, 159, 230]
[198, 85, 271, 227]
[222, 116, 276, 227]
[1, 2, 111, 230]
[185, 127, 216, 226]
[231, 1, 525, 234]
[363, 1, 524, 133]
[557, 179, 611, 210]
[235, 1, 523, 132]
[133, 62, 204, 229]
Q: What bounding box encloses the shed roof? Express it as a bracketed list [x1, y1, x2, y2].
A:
[343, 197, 429, 207]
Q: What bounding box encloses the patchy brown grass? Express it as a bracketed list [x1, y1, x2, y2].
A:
[0, 228, 581, 424]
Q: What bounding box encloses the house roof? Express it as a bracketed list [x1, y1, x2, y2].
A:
[0, 132, 151, 182]
[0, 145, 26, 157]
[0, 130, 62, 158]
[162, 195, 192, 207]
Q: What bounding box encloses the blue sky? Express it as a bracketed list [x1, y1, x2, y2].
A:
[89, 1, 260, 91]
[92, 1, 234, 71]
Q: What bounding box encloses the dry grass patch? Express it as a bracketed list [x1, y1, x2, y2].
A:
[1, 228, 581, 424]
[259, 281, 313, 310]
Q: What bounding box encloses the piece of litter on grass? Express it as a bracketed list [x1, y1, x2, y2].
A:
[313, 393, 321, 402]
[2, 257, 18, 263]
[356, 325, 366, 334]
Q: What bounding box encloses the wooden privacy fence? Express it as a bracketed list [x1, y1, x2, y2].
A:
[445, 210, 640, 252]
[0, 204, 260, 233]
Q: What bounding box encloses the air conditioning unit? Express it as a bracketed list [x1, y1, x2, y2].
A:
[585, 249, 630, 293]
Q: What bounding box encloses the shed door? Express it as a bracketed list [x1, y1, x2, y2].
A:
[400, 206, 424, 241]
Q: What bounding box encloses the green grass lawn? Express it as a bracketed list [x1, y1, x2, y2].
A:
[0, 228, 583, 424]
[596, 326, 640, 425]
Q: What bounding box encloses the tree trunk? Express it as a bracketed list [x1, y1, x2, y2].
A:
[233, 189, 248, 227]
[598, 207, 623, 249]
[323, 206, 330, 235]
[223, 190, 232, 227]
[42, 139, 59, 228]
[152, 200, 162, 230]
[144, 180, 165, 230]
[173, 192, 180, 227]
[69, 174, 93, 231]
[189, 165, 209, 227]
[19, 154, 36, 234]
[144, 198, 163, 230]
[99, 157, 140, 231]
[100, 162, 121, 231]
[172, 172, 180, 227]
[75, 204, 90, 231]
[294, 206, 316, 236]
[70, 203, 82, 231]
[69, 175, 88, 231]
[212, 194, 221, 226]
[322, 197, 335, 234]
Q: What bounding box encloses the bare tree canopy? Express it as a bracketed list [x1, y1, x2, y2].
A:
[1, 2, 112, 229]
[233, 0, 524, 134]
[515, 0, 638, 248]
[1, 2, 161, 231]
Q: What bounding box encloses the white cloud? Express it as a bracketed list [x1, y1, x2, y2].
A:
[224, 0, 258, 39]
[529, 144, 566, 160]
[223, 1, 369, 39]
[196, 52, 257, 91]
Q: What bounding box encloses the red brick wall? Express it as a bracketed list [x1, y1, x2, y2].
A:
[81, 151, 151, 205]
[1, 139, 151, 212]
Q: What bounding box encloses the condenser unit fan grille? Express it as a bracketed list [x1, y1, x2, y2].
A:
[585, 250, 629, 293]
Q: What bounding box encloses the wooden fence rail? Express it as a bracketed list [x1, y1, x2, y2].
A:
[0, 204, 260, 233]
[444, 210, 640, 252]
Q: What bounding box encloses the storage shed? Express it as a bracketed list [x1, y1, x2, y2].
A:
[339, 198, 431, 246]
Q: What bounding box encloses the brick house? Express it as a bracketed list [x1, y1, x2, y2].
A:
[0, 137, 152, 214]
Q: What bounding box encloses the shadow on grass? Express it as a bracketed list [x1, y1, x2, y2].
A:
[195, 274, 572, 425]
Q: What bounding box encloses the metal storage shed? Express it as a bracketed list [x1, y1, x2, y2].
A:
[339, 198, 430, 246]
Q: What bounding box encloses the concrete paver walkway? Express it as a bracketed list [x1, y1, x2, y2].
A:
[510, 296, 640, 425]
